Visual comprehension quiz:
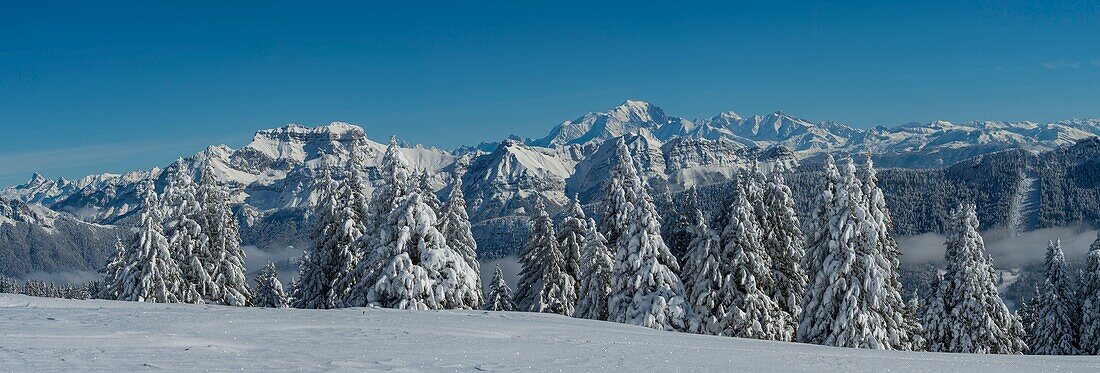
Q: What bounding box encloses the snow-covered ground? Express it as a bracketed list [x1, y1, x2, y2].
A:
[1, 294, 1097, 372]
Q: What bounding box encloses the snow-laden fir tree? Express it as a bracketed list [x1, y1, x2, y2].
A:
[743, 166, 768, 230]
[1030, 239, 1080, 355]
[680, 206, 725, 335]
[253, 262, 288, 308]
[291, 170, 337, 309]
[196, 168, 252, 306]
[293, 166, 361, 309]
[0, 276, 19, 294]
[1080, 232, 1100, 354]
[926, 204, 1026, 354]
[906, 294, 927, 351]
[99, 237, 127, 299]
[332, 145, 372, 296]
[719, 184, 790, 340]
[798, 156, 852, 346]
[758, 163, 806, 330]
[353, 137, 481, 310]
[346, 136, 413, 306]
[484, 265, 516, 312]
[600, 140, 636, 248]
[666, 187, 701, 264]
[438, 173, 481, 304]
[860, 158, 919, 350]
[19, 279, 47, 297]
[161, 162, 208, 304]
[799, 157, 908, 349]
[360, 136, 415, 256]
[102, 183, 188, 303]
[606, 139, 692, 331]
[365, 191, 481, 310]
[514, 197, 576, 315]
[416, 170, 443, 215]
[574, 218, 614, 321]
[921, 272, 951, 350]
[1043, 238, 1079, 324]
[557, 195, 587, 284]
[1018, 285, 1042, 345]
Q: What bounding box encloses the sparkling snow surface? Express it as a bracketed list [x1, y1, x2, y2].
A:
[1, 294, 1097, 372]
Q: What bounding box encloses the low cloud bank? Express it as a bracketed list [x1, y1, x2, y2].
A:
[18, 270, 101, 284]
[242, 245, 308, 286]
[898, 225, 1098, 267]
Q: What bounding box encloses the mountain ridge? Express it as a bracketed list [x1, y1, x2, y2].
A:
[2, 100, 1100, 277]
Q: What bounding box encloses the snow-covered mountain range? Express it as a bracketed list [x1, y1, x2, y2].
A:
[532, 100, 1100, 167]
[2, 100, 1099, 278]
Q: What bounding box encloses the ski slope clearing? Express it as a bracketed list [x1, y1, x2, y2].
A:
[1, 294, 1096, 372]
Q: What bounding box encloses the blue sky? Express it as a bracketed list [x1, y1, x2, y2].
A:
[1, 1, 1098, 187]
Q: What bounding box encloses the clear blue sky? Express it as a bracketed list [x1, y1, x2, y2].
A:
[1, 1, 1098, 187]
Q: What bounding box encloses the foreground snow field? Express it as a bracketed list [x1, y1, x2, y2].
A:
[1, 295, 1097, 372]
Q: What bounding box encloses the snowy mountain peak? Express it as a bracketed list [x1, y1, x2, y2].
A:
[531, 100, 674, 146]
[245, 122, 372, 164]
[253, 122, 366, 142]
[928, 120, 955, 129]
[531, 100, 867, 152]
[608, 100, 666, 123]
[714, 111, 742, 122]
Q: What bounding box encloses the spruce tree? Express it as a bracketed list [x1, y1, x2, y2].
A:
[366, 192, 480, 310]
[293, 168, 359, 309]
[799, 157, 903, 349]
[0, 276, 20, 294]
[103, 184, 188, 303]
[417, 170, 443, 215]
[606, 139, 691, 331]
[600, 140, 635, 248]
[922, 271, 953, 351]
[1044, 239, 1077, 320]
[759, 164, 806, 330]
[360, 136, 415, 258]
[557, 195, 587, 284]
[439, 173, 481, 303]
[253, 262, 289, 308]
[860, 158, 918, 350]
[666, 187, 701, 264]
[906, 293, 927, 351]
[514, 198, 575, 315]
[162, 162, 210, 304]
[332, 146, 371, 298]
[927, 204, 1026, 354]
[798, 156, 850, 346]
[1080, 232, 1100, 354]
[290, 250, 313, 306]
[1030, 239, 1080, 355]
[681, 207, 723, 335]
[197, 168, 252, 306]
[485, 265, 517, 311]
[1018, 285, 1042, 346]
[719, 185, 790, 340]
[574, 218, 614, 321]
[100, 237, 127, 300]
[347, 136, 413, 306]
[351, 137, 480, 310]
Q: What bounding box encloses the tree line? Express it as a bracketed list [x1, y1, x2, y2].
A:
[20, 134, 1100, 356]
[505, 138, 1100, 355]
